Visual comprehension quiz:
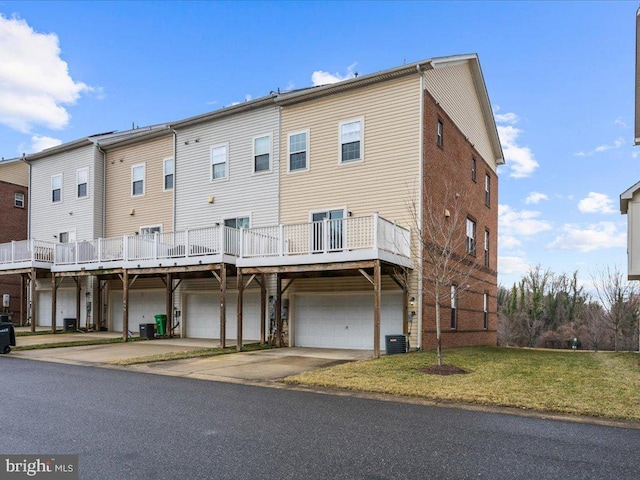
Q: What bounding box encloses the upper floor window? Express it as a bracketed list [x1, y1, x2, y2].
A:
[211, 145, 228, 180]
[288, 131, 308, 171]
[58, 230, 75, 244]
[437, 119, 443, 148]
[484, 229, 490, 268]
[253, 135, 271, 173]
[140, 225, 162, 235]
[340, 119, 362, 162]
[51, 174, 62, 203]
[224, 216, 250, 229]
[466, 217, 476, 255]
[450, 284, 458, 329]
[485, 174, 491, 206]
[14, 193, 24, 208]
[77, 167, 88, 199]
[164, 158, 174, 190]
[132, 164, 145, 196]
[471, 157, 477, 182]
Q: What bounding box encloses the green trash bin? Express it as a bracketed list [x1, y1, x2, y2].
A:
[154, 314, 167, 336]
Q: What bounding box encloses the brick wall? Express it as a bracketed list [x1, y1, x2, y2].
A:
[0, 181, 28, 322]
[421, 91, 498, 348]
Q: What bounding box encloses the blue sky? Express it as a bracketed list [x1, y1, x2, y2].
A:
[0, 1, 636, 290]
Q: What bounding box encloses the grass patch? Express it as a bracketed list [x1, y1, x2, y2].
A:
[15, 329, 67, 337]
[108, 342, 273, 365]
[13, 336, 146, 351]
[285, 346, 640, 422]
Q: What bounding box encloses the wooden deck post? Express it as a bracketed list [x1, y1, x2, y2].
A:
[373, 260, 381, 358]
[75, 277, 81, 330]
[237, 269, 243, 352]
[275, 273, 282, 347]
[402, 285, 409, 335]
[165, 273, 173, 338]
[30, 268, 36, 333]
[51, 275, 57, 333]
[122, 270, 129, 342]
[220, 264, 227, 348]
[96, 280, 103, 331]
[260, 273, 266, 344]
[20, 274, 25, 326]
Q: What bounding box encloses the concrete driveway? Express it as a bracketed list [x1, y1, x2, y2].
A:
[9, 333, 370, 384]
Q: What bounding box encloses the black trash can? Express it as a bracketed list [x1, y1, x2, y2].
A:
[63, 318, 77, 332]
[0, 322, 16, 354]
[385, 334, 409, 355]
[0, 314, 11, 323]
[139, 323, 156, 340]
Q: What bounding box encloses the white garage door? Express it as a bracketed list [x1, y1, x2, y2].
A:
[185, 291, 261, 340]
[294, 293, 403, 350]
[37, 289, 77, 327]
[110, 290, 166, 333]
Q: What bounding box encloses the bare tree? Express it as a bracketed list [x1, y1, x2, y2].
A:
[591, 266, 638, 352]
[409, 183, 487, 366]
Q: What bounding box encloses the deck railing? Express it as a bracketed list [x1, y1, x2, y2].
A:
[0, 239, 55, 265]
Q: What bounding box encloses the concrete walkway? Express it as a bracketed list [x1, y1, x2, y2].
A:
[7, 331, 370, 384]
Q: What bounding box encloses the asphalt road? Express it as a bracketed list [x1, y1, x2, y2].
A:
[0, 357, 639, 480]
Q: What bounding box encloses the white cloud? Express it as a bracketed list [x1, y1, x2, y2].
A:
[499, 256, 531, 275]
[614, 118, 627, 129]
[577, 192, 615, 214]
[574, 137, 624, 157]
[498, 235, 522, 250]
[496, 125, 539, 178]
[311, 62, 357, 86]
[499, 204, 552, 237]
[547, 222, 625, 253]
[494, 112, 518, 124]
[29, 135, 62, 153]
[0, 14, 92, 133]
[524, 191, 548, 205]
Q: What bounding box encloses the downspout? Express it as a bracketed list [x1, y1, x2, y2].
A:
[170, 127, 177, 231]
[19, 153, 31, 239]
[417, 64, 424, 351]
[95, 143, 107, 238]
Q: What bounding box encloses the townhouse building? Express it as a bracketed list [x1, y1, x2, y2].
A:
[0, 53, 502, 357]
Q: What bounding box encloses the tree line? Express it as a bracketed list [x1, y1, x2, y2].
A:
[497, 265, 640, 352]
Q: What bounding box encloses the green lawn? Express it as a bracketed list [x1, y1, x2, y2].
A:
[284, 347, 640, 422]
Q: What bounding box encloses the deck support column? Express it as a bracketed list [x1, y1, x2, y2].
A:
[260, 273, 266, 345]
[20, 274, 25, 326]
[373, 260, 381, 359]
[96, 280, 104, 331]
[30, 268, 36, 333]
[165, 273, 173, 338]
[275, 274, 282, 347]
[74, 277, 81, 330]
[237, 269, 243, 352]
[51, 275, 58, 333]
[220, 264, 227, 348]
[122, 270, 129, 342]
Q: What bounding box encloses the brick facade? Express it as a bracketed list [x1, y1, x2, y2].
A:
[421, 91, 498, 349]
[0, 180, 28, 323]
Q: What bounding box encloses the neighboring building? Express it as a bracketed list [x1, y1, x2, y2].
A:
[0, 158, 29, 323]
[0, 53, 502, 357]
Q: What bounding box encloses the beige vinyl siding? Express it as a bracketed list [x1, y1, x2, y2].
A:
[175, 106, 280, 230]
[30, 144, 99, 242]
[92, 148, 105, 238]
[104, 134, 173, 237]
[423, 63, 496, 171]
[0, 162, 28, 186]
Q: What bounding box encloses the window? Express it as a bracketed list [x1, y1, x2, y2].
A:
[450, 285, 458, 329]
[253, 135, 271, 173]
[340, 119, 361, 162]
[132, 164, 145, 196]
[437, 119, 443, 147]
[466, 218, 476, 255]
[223, 217, 250, 229]
[140, 225, 162, 235]
[483, 293, 489, 330]
[471, 157, 477, 182]
[51, 174, 62, 203]
[485, 174, 491, 206]
[14, 193, 24, 208]
[211, 145, 228, 180]
[484, 229, 490, 268]
[58, 231, 75, 244]
[77, 167, 88, 198]
[164, 158, 174, 190]
[288, 131, 308, 171]
[311, 209, 344, 251]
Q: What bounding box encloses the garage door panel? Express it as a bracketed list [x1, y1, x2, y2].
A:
[185, 292, 261, 340]
[295, 293, 402, 350]
[110, 290, 166, 333]
[37, 290, 76, 327]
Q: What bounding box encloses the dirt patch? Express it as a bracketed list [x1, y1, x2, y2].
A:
[420, 364, 469, 376]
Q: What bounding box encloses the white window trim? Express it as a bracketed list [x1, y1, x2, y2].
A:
[221, 214, 252, 229]
[210, 143, 229, 182]
[58, 229, 77, 244]
[287, 129, 310, 174]
[252, 134, 272, 174]
[76, 167, 89, 199]
[139, 224, 163, 235]
[14, 192, 24, 208]
[338, 117, 364, 165]
[308, 206, 347, 223]
[163, 157, 174, 192]
[131, 163, 146, 197]
[51, 174, 63, 204]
